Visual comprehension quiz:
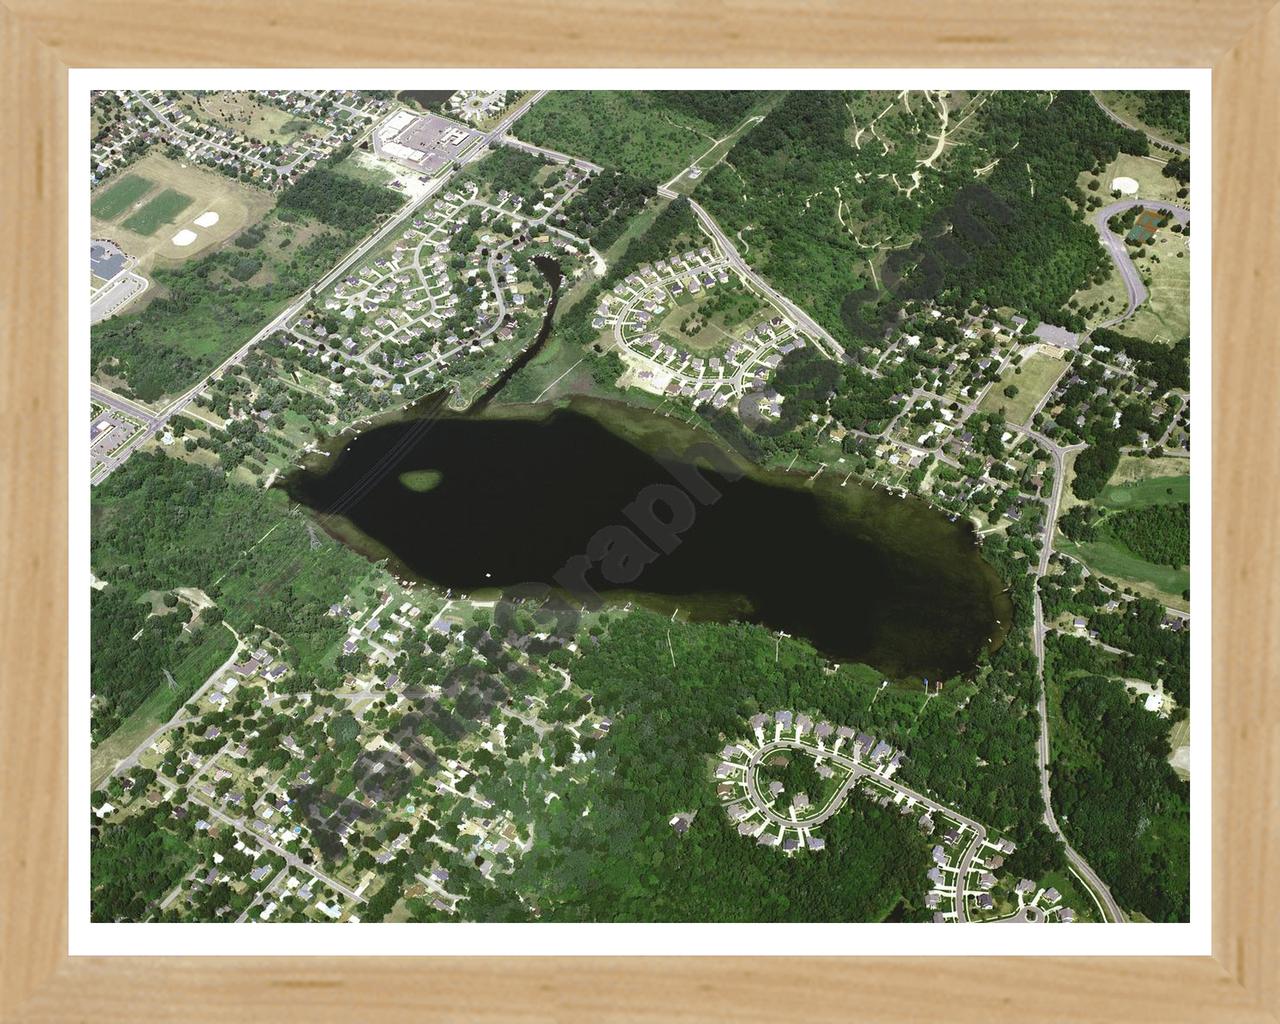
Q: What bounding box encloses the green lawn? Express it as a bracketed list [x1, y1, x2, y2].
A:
[1096, 474, 1189, 510]
[1124, 233, 1191, 343]
[121, 188, 194, 235]
[1058, 537, 1189, 601]
[979, 351, 1067, 424]
[92, 174, 155, 220]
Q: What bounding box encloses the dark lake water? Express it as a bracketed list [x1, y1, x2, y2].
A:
[284, 400, 1011, 679]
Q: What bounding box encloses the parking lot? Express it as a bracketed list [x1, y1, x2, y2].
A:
[373, 110, 479, 175]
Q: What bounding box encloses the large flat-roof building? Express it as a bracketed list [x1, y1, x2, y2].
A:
[373, 110, 480, 176]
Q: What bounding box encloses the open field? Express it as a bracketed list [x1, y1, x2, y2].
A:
[1123, 231, 1191, 342]
[91, 152, 275, 274]
[1096, 473, 1189, 509]
[1059, 537, 1190, 606]
[1059, 460, 1191, 606]
[1080, 151, 1187, 206]
[331, 150, 396, 187]
[178, 91, 316, 143]
[91, 174, 155, 220]
[121, 188, 193, 235]
[978, 349, 1066, 424]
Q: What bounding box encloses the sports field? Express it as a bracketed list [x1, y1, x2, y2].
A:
[90, 152, 274, 273]
[1081, 152, 1186, 205]
[121, 188, 194, 235]
[978, 349, 1066, 424]
[91, 174, 155, 220]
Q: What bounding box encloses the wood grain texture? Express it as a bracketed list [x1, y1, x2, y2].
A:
[1, 0, 1276, 1020]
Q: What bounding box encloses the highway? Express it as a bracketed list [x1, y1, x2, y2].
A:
[1091, 199, 1191, 328]
[90, 91, 548, 486]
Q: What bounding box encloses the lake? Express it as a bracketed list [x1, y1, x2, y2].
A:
[284, 398, 1011, 679]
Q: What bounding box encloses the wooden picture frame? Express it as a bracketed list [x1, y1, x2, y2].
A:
[2, 2, 1275, 1019]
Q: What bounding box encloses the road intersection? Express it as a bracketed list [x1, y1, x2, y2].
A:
[90, 92, 549, 487]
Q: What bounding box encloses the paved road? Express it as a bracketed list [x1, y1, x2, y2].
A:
[1091, 199, 1191, 328]
[740, 735, 990, 920]
[665, 191, 847, 361]
[90, 92, 548, 486]
[192, 797, 366, 905]
[94, 623, 243, 788]
[1090, 92, 1189, 157]
[499, 134, 602, 172]
[1024, 427, 1126, 923]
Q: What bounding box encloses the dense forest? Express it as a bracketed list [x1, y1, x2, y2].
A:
[699, 90, 1147, 355]
[1046, 638, 1190, 922]
[91, 453, 373, 740]
[500, 611, 934, 921]
[454, 146, 550, 198]
[1103, 503, 1190, 567]
[860, 92, 1147, 336]
[560, 167, 654, 248]
[651, 91, 767, 130]
[91, 803, 199, 921]
[1127, 91, 1191, 142]
[276, 165, 403, 233]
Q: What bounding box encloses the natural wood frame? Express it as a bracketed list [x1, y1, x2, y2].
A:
[2, 2, 1276, 1019]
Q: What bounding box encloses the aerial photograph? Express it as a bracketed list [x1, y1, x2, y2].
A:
[87, 86, 1193, 926]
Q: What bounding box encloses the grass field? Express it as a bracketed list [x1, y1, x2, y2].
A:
[1081, 152, 1186, 205]
[91, 174, 155, 220]
[1124, 231, 1191, 342]
[1110, 453, 1191, 484]
[179, 91, 316, 144]
[1096, 473, 1189, 509]
[978, 349, 1066, 424]
[331, 150, 396, 187]
[1059, 537, 1189, 605]
[1069, 262, 1130, 327]
[1167, 715, 1191, 780]
[91, 153, 275, 274]
[1060, 461, 1191, 605]
[121, 188, 194, 235]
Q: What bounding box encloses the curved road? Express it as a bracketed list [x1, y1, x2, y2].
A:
[742, 737, 990, 921]
[1091, 199, 1191, 328]
[1091, 92, 1189, 157]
